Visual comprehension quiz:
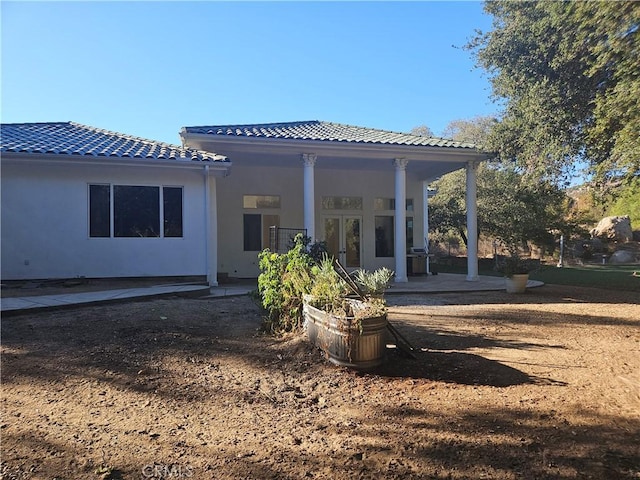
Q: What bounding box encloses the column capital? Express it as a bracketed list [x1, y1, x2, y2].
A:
[302, 153, 317, 167]
[394, 158, 409, 170]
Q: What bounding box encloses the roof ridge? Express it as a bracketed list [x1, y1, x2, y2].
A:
[184, 120, 462, 144]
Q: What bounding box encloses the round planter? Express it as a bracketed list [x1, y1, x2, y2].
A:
[303, 299, 388, 370]
[505, 273, 529, 293]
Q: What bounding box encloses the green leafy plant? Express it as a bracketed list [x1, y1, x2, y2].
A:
[306, 256, 350, 315]
[305, 258, 390, 319]
[352, 268, 394, 296]
[495, 255, 540, 277]
[257, 234, 316, 333]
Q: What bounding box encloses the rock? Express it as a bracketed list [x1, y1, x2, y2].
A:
[609, 250, 637, 264]
[591, 216, 633, 243]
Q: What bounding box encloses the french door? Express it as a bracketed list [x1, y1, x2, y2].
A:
[323, 216, 362, 269]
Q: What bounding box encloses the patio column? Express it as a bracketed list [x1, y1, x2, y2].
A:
[466, 161, 479, 281]
[204, 166, 218, 287]
[422, 180, 431, 274]
[394, 158, 409, 283]
[302, 153, 317, 241]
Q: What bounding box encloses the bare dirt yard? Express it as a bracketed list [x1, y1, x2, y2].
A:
[1, 284, 639, 479]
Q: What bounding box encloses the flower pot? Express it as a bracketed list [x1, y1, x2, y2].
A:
[505, 273, 529, 293]
[303, 299, 388, 370]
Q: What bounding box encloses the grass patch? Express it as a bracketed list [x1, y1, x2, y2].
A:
[530, 265, 639, 292]
[433, 261, 640, 292]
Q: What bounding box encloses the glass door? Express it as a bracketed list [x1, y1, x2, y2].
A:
[323, 216, 361, 269]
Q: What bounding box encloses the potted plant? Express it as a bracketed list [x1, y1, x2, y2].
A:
[303, 258, 393, 369]
[495, 252, 539, 293]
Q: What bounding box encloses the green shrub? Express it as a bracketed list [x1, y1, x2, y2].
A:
[257, 234, 317, 333]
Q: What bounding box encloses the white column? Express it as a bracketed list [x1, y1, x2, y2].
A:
[422, 180, 431, 274]
[302, 153, 317, 241]
[394, 158, 409, 283]
[466, 161, 479, 281]
[204, 166, 218, 287]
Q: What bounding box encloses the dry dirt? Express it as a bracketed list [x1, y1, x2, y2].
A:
[1, 285, 639, 479]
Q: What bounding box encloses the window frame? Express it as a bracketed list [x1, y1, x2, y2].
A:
[88, 183, 184, 239]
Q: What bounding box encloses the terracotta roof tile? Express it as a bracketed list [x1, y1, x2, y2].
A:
[1, 122, 228, 163]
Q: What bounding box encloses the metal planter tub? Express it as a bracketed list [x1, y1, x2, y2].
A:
[303, 298, 388, 370]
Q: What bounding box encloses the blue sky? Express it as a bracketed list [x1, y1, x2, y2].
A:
[1, 1, 497, 145]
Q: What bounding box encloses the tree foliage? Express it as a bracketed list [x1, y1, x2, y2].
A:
[467, 1, 639, 185]
[426, 116, 570, 253]
[608, 177, 640, 228]
[410, 125, 435, 137]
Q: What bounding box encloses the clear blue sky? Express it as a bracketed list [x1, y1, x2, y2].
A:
[1, 1, 497, 145]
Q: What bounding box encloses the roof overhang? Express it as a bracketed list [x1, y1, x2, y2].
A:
[181, 131, 493, 182]
[1, 152, 232, 177]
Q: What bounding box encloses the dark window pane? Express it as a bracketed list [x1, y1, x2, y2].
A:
[163, 187, 183, 237]
[375, 216, 394, 257]
[244, 214, 262, 251]
[89, 184, 110, 237]
[114, 186, 160, 237]
[406, 217, 414, 250]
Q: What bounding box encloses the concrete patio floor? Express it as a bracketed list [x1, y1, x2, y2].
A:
[0, 274, 543, 314]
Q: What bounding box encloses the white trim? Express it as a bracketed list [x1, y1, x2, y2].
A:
[466, 161, 479, 281]
[394, 158, 409, 283]
[302, 153, 317, 241]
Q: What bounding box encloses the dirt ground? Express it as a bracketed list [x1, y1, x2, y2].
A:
[1, 285, 639, 479]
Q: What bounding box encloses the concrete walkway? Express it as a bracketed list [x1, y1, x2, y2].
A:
[0, 274, 543, 315]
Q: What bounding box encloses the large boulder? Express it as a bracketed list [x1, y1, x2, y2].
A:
[591, 216, 633, 243]
[609, 249, 637, 264]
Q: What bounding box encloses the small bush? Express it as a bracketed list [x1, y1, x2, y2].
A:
[257, 234, 319, 333]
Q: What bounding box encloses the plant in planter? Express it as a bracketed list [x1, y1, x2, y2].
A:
[256, 234, 326, 333]
[352, 267, 394, 297]
[303, 258, 392, 369]
[495, 252, 540, 293]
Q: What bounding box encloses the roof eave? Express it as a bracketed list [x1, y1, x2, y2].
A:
[180, 131, 492, 162]
[0, 151, 232, 173]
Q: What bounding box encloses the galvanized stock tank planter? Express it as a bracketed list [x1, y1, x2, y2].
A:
[303, 297, 388, 370]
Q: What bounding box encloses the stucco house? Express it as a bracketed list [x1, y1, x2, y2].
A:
[1, 120, 490, 285]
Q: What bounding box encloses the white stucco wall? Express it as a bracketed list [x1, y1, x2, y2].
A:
[216, 164, 424, 278]
[1, 161, 209, 280]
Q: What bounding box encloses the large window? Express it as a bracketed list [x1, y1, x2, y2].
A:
[89, 184, 183, 238]
[243, 214, 280, 251]
[243, 195, 281, 209]
[374, 198, 414, 211]
[242, 195, 280, 251]
[321, 196, 363, 210]
[374, 216, 414, 257]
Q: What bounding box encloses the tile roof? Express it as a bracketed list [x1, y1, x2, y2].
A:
[183, 120, 477, 149]
[1, 122, 228, 162]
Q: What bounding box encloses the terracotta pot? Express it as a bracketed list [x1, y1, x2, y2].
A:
[303, 299, 388, 369]
[505, 273, 529, 293]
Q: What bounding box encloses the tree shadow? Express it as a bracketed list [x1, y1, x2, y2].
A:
[372, 348, 563, 387]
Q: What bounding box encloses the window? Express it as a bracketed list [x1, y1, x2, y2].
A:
[163, 187, 183, 237]
[374, 216, 414, 257]
[114, 186, 160, 237]
[243, 214, 280, 251]
[89, 184, 183, 238]
[243, 195, 280, 209]
[374, 198, 414, 211]
[375, 216, 394, 257]
[89, 184, 110, 237]
[321, 196, 363, 210]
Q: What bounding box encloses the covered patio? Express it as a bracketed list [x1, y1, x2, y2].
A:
[180, 121, 493, 283]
